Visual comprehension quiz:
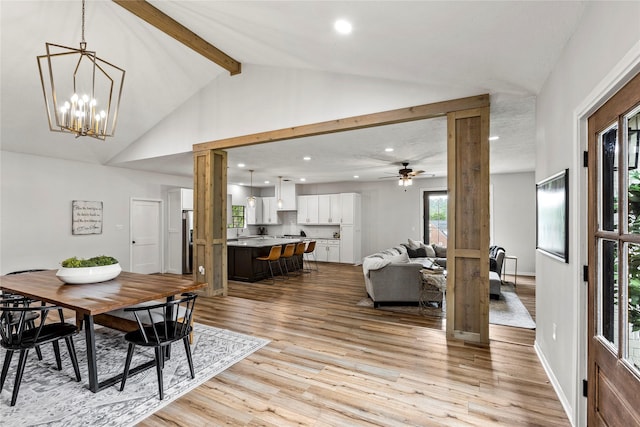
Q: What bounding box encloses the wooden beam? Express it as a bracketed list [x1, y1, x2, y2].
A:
[113, 0, 241, 75]
[194, 94, 489, 151]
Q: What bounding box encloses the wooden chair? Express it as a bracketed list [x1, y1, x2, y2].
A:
[256, 245, 283, 283]
[303, 240, 319, 272]
[119, 293, 197, 400]
[0, 298, 81, 406]
[279, 244, 296, 278]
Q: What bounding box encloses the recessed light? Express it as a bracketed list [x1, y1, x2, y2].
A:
[489, 136, 499, 141]
[303, 156, 311, 161]
[264, 180, 270, 184]
[385, 148, 394, 152]
[300, 178, 306, 182]
[238, 163, 246, 167]
[353, 175, 359, 179]
[334, 19, 352, 35]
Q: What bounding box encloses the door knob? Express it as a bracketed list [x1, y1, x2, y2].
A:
[132, 240, 136, 244]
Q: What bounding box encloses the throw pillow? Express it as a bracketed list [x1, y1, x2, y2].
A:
[404, 246, 427, 258]
[407, 238, 424, 250]
[424, 244, 436, 258]
[433, 245, 447, 258]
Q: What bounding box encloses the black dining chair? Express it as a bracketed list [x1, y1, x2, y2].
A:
[0, 298, 81, 406]
[119, 292, 198, 400]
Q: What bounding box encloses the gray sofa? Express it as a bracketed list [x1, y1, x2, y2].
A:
[362, 242, 505, 306]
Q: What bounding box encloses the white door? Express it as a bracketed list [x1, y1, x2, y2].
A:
[131, 199, 162, 274]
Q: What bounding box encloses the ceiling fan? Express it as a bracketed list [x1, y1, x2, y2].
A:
[379, 162, 430, 188]
[379, 162, 426, 179]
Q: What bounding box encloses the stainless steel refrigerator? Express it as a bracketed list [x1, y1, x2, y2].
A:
[182, 210, 193, 274]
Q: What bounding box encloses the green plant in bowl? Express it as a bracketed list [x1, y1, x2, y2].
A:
[61, 256, 119, 268]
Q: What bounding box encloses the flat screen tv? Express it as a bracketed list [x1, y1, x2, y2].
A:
[536, 169, 569, 263]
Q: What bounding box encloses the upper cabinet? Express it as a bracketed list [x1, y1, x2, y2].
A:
[318, 194, 341, 224]
[297, 195, 319, 224]
[277, 182, 297, 211]
[340, 193, 357, 224]
[261, 197, 281, 224]
[246, 198, 263, 225]
[247, 197, 281, 225]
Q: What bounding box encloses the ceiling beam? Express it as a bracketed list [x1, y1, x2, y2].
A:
[113, 0, 241, 75]
[194, 94, 490, 151]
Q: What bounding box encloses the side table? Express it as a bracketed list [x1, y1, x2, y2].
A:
[419, 269, 447, 311]
[503, 255, 518, 286]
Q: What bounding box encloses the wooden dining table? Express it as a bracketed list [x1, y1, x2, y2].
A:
[0, 269, 206, 392]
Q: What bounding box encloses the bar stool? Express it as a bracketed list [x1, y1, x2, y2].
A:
[303, 241, 318, 272]
[255, 245, 283, 284]
[279, 244, 296, 278]
[292, 242, 306, 273]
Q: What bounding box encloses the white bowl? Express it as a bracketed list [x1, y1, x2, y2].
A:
[56, 263, 122, 284]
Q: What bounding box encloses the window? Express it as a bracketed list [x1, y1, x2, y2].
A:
[423, 191, 448, 246]
[228, 205, 245, 229]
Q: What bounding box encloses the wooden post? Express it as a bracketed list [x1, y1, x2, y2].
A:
[446, 107, 490, 345]
[193, 149, 228, 297]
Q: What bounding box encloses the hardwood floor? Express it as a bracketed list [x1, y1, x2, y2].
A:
[140, 264, 567, 426]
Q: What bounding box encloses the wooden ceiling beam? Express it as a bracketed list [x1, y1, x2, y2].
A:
[113, 0, 241, 75]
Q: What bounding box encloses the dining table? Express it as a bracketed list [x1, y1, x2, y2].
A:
[0, 269, 206, 392]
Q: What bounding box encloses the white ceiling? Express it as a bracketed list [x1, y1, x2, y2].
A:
[0, 1, 587, 187]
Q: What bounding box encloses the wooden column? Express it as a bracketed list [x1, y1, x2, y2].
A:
[193, 149, 228, 297]
[446, 107, 490, 345]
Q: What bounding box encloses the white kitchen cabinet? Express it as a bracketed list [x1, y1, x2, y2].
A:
[246, 197, 263, 225]
[340, 193, 356, 224]
[297, 195, 319, 224]
[318, 194, 341, 224]
[277, 181, 297, 211]
[181, 188, 193, 210]
[261, 197, 281, 224]
[316, 239, 340, 263]
[339, 193, 361, 264]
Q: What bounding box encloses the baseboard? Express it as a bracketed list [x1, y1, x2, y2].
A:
[534, 340, 576, 426]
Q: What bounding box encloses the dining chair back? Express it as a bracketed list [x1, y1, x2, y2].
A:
[119, 292, 198, 400]
[0, 298, 81, 406]
[303, 240, 319, 272]
[279, 243, 296, 277]
[292, 242, 306, 272]
[256, 245, 283, 283]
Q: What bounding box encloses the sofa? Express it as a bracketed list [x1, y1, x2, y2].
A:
[362, 240, 505, 306]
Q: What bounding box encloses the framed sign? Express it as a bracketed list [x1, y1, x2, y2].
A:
[72, 200, 103, 235]
[536, 169, 569, 263]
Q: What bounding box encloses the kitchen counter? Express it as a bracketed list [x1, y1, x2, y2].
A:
[228, 237, 304, 248]
[227, 237, 305, 282]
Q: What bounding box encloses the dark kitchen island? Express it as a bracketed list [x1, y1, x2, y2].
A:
[227, 237, 304, 282]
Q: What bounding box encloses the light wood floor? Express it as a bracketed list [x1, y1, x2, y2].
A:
[140, 264, 567, 426]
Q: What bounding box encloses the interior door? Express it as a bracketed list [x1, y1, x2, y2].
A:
[131, 198, 162, 274]
[588, 72, 640, 426]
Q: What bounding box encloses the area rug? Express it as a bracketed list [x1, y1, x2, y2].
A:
[0, 323, 269, 427]
[357, 282, 536, 329]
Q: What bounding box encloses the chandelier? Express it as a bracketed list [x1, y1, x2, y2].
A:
[37, 0, 125, 140]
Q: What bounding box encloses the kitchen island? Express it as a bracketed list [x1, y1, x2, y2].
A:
[228, 237, 304, 282]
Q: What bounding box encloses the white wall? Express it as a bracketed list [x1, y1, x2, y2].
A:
[109, 64, 479, 165]
[535, 2, 640, 426]
[491, 172, 536, 275]
[0, 151, 192, 274]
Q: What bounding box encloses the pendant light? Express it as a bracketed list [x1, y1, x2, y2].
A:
[247, 170, 256, 208]
[37, 0, 125, 140]
[277, 176, 284, 209]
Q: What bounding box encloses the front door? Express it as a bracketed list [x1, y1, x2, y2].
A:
[131, 198, 162, 274]
[588, 71, 640, 425]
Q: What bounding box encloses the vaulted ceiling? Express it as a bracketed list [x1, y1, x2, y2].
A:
[0, 1, 587, 186]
